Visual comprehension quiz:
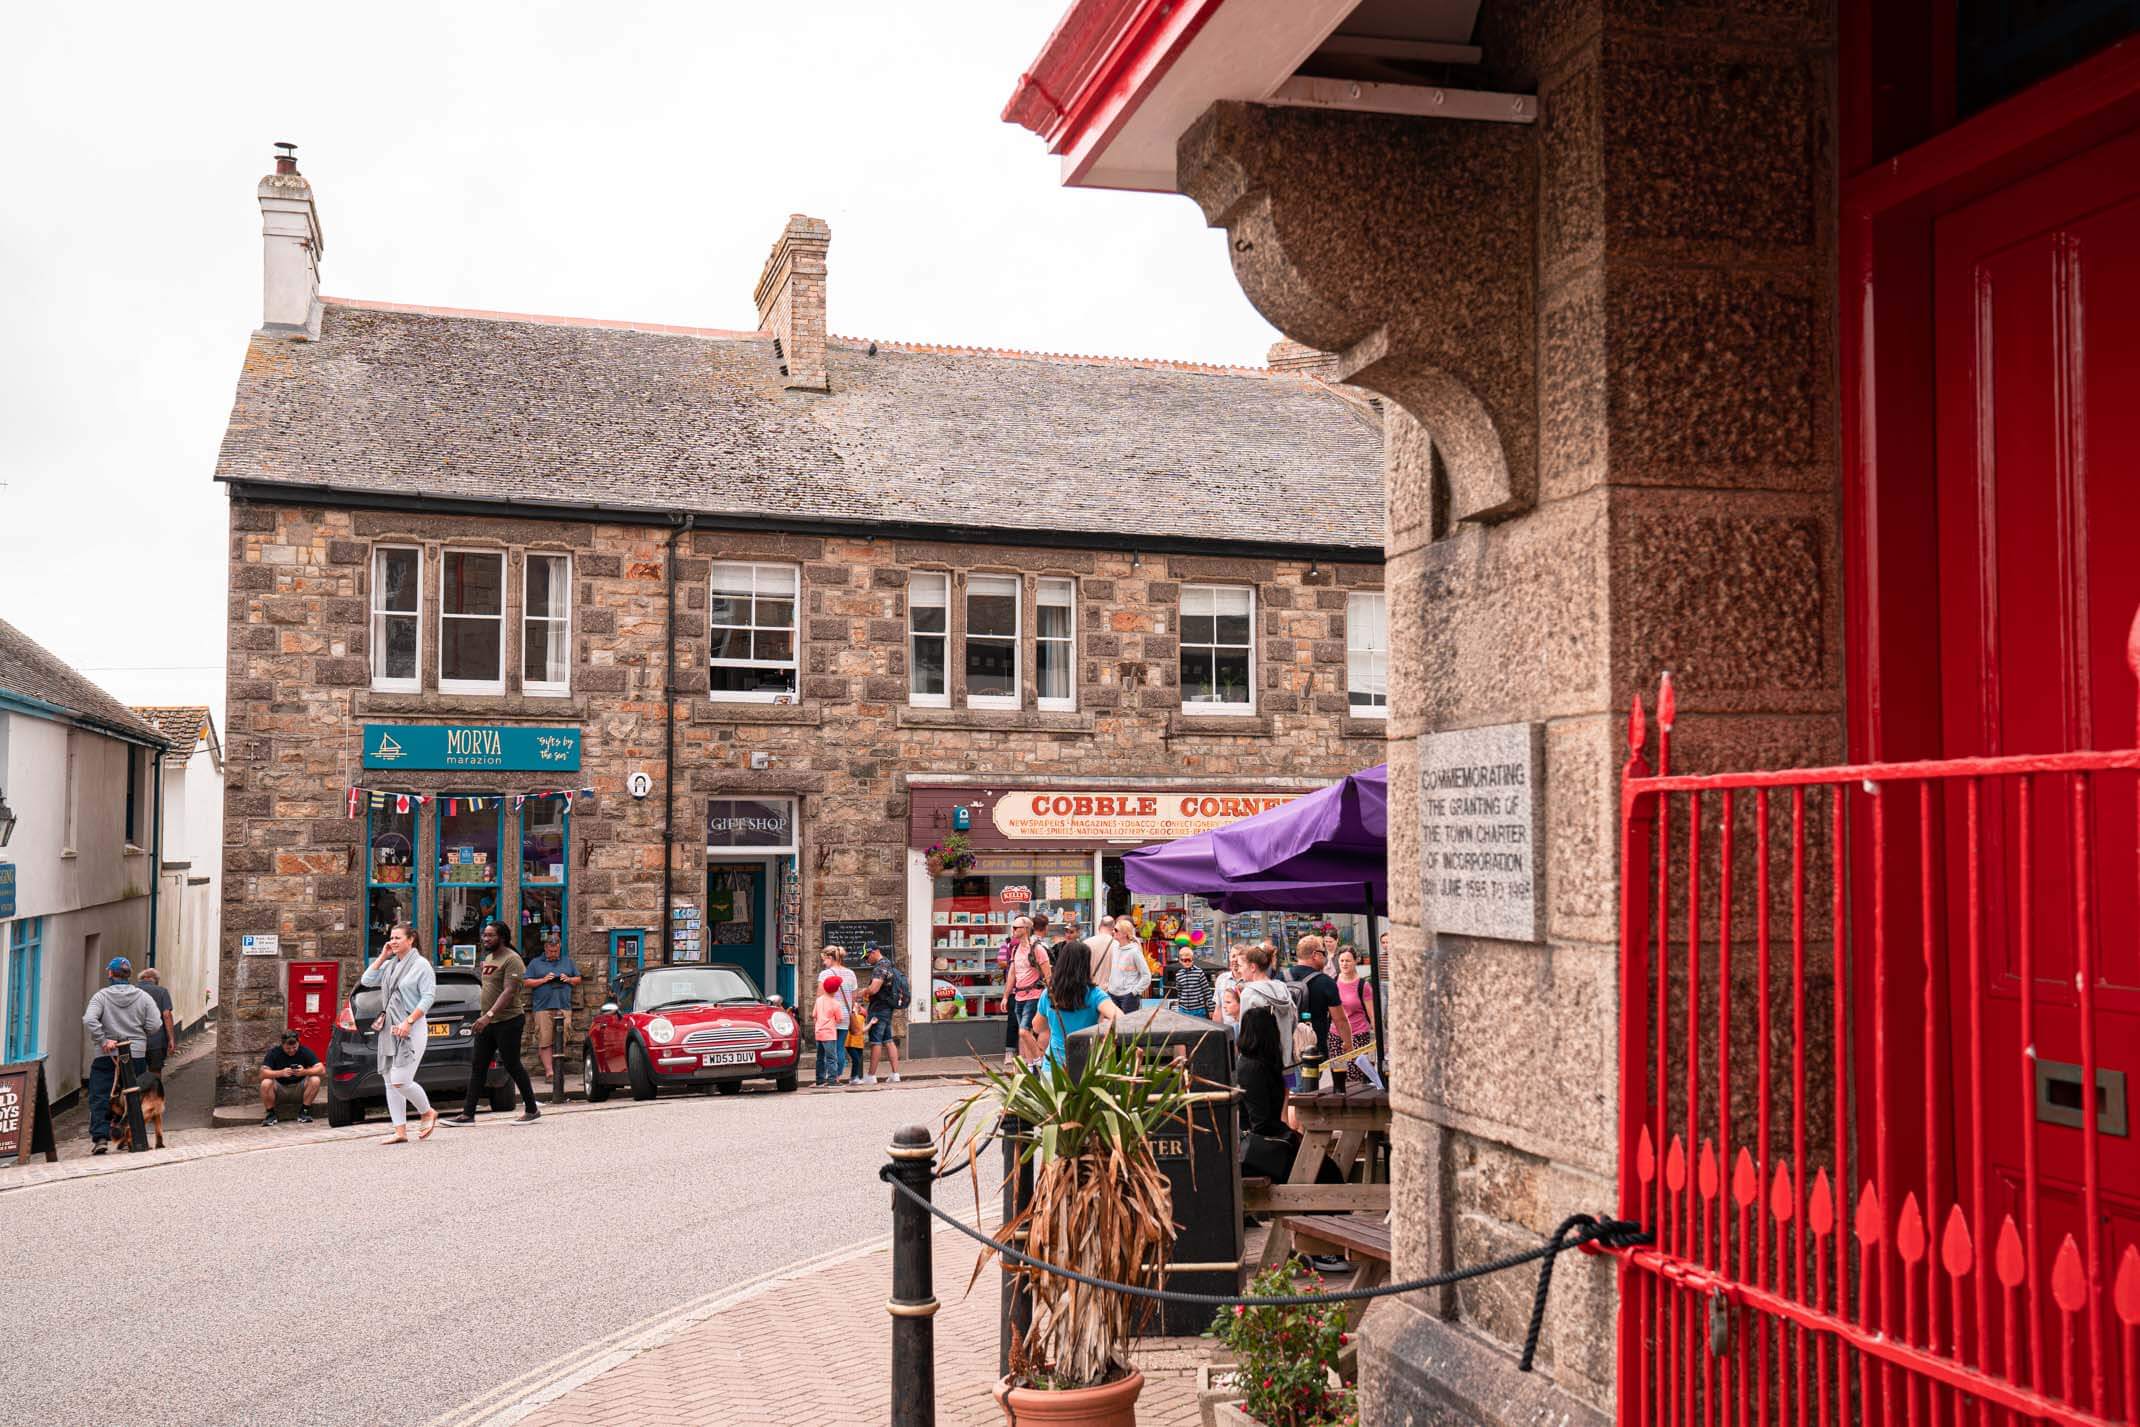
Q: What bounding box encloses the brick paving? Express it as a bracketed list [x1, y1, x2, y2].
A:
[509, 1228, 1214, 1427]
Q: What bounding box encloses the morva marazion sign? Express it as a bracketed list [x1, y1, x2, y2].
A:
[362, 724, 581, 772]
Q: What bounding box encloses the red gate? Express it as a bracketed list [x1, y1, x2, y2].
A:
[1612, 646, 2140, 1427]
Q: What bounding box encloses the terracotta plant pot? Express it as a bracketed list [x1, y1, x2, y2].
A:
[993, 1369, 1145, 1426]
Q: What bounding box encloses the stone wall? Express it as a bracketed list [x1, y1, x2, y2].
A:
[1177, 3, 1842, 1423]
[217, 499, 1383, 1102]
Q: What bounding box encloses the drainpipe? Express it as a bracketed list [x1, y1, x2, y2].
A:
[147, 745, 165, 968]
[660, 513, 695, 966]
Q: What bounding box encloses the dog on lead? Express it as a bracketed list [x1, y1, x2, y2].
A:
[106, 1059, 167, 1152]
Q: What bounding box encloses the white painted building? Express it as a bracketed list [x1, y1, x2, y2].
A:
[0, 620, 170, 1105]
[134, 707, 223, 1035]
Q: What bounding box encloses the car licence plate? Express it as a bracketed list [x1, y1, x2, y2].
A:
[701, 1050, 754, 1066]
[429, 1022, 453, 1038]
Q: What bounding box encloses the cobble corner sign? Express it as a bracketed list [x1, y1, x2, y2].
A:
[1421, 722, 1544, 943]
[362, 724, 581, 772]
[989, 789, 1304, 842]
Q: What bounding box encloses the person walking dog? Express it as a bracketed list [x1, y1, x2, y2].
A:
[82, 957, 161, 1155]
[358, 922, 438, 1144]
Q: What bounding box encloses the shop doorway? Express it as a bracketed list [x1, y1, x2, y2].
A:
[704, 861, 772, 993]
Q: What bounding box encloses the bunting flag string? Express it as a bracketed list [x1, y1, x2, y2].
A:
[346, 784, 597, 818]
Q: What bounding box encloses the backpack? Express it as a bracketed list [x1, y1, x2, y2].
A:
[889, 965, 912, 1011]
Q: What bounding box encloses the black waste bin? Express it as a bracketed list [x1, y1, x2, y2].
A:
[1067, 1005, 1241, 1335]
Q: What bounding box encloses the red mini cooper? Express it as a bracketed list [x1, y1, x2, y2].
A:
[584, 964, 801, 1100]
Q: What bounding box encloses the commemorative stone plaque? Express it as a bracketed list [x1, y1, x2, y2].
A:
[1421, 722, 1544, 942]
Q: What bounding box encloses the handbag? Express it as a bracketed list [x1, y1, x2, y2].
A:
[1241, 1125, 1300, 1182]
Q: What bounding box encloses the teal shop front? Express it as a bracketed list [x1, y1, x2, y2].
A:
[362, 723, 580, 772]
[698, 797, 801, 1006]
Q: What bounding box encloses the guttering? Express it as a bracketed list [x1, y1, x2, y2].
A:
[660, 512, 696, 966]
[1003, 0, 1231, 184]
[147, 746, 165, 969]
[0, 689, 170, 750]
[219, 480, 1385, 565]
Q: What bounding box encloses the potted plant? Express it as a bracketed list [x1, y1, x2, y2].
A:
[1204, 1263, 1356, 1427]
[944, 1032, 1197, 1426]
[926, 832, 977, 879]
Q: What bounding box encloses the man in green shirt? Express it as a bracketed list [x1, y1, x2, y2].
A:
[450, 922, 540, 1124]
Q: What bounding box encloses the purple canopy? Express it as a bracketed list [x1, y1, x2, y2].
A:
[1119, 826, 1374, 913]
[1210, 763, 1387, 896]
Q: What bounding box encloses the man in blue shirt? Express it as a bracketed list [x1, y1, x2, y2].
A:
[522, 928, 582, 1082]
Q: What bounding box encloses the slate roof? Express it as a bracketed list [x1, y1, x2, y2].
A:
[0, 620, 168, 744]
[213, 300, 1386, 551]
[132, 705, 216, 754]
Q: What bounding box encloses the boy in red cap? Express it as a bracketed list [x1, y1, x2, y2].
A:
[812, 971, 848, 1087]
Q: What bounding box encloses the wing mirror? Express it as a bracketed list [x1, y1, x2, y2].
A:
[767, 996, 783, 1008]
[599, 1001, 619, 1016]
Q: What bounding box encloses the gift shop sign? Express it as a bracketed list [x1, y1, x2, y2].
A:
[989, 790, 1305, 842]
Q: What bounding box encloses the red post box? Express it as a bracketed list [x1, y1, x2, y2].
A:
[285, 961, 340, 1062]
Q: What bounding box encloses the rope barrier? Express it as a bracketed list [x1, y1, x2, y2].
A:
[880, 1163, 1646, 1370]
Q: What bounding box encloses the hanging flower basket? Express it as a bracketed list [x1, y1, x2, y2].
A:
[925, 832, 977, 880]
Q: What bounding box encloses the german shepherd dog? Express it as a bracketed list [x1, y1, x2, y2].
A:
[108, 1063, 167, 1151]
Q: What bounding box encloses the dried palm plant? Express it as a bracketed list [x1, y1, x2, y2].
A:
[943, 1033, 1197, 1389]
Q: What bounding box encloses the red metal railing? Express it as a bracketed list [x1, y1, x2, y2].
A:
[1612, 652, 2140, 1427]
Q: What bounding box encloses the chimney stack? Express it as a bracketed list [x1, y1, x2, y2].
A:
[754, 215, 831, 392]
[258, 141, 324, 339]
[1266, 340, 1339, 379]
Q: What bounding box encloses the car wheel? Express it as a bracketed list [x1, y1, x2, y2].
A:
[583, 1043, 611, 1102]
[774, 1072, 798, 1093]
[715, 1080, 742, 1096]
[326, 1095, 358, 1128]
[626, 1040, 657, 1101]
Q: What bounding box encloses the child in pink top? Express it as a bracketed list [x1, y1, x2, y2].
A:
[813, 972, 848, 1087]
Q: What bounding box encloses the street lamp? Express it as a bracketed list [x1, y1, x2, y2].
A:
[0, 788, 15, 847]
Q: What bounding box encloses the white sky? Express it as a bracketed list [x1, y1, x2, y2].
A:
[0, 1, 1280, 725]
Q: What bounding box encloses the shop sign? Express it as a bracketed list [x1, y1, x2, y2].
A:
[989, 789, 1307, 843]
[999, 886, 1032, 904]
[0, 1060, 57, 1165]
[705, 798, 795, 852]
[362, 724, 581, 772]
[0, 862, 13, 919]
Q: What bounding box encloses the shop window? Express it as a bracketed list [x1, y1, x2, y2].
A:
[440, 550, 506, 694]
[1180, 584, 1255, 713]
[5, 917, 44, 1062]
[966, 574, 1020, 709]
[1038, 577, 1076, 711]
[371, 546, 421, 692]
[1347, 590, 1388, 718]
[433, 796, 502, 967]
[909, 572, 950, 708]
[709, 561, 799, 700]
[519, 795, 569, 960]
[365, 799, 417, 957]
[523, 553, 571, 696]
[927, 854, 1095, 1021]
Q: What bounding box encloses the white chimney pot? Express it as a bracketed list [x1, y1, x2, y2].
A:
[258, 160, 324, 340]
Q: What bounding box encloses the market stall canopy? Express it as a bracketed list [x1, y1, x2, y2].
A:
[1209, 762, 1386, 892]
[1120, 825, 1379, 914]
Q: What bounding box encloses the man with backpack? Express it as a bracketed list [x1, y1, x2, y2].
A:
[82, 956, 163, 1155]
[858, 945, 907, 1085]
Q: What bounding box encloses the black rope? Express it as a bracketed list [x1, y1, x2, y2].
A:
[881, 1164, 1646, 1334]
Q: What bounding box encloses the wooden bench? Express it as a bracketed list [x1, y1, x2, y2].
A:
[1282, 1213, 1393, 1329]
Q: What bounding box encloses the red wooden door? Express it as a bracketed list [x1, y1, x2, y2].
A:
[1935, 123, 2140, 1408]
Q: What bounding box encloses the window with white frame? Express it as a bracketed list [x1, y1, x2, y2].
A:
[965, 574, 1020, 708]
[439, 550, 506, 692]
[708, 562, 799, 699]
[909, 572, 950, 708]
[370, 546, 422, 692]
[523, 553, 571, 696]
[1347, 590, 1388, 718]
[1179, 584, 1255, 713]
[1037, 577, 1076, 711]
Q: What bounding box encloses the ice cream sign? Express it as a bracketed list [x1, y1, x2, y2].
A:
[362, 724, 582, 771]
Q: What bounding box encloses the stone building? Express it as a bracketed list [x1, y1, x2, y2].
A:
[1007, 4, 2140, 1427]
[209, 152, 1387, 1102]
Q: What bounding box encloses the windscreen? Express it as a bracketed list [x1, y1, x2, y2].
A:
[632, 966, 760, 1011]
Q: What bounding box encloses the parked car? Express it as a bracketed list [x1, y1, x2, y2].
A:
[325, 967, 512, 1127]
[584, 964, 801, 1100]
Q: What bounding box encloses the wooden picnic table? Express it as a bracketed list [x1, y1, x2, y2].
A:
[1243, 1088, 1393, 1269]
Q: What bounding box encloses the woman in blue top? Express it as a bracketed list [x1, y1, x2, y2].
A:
[1023, 940, 1123, 1068]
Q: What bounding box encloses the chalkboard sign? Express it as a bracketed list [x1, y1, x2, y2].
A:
[821, 919, 897, 962]
[0, 1060, 57, 1165]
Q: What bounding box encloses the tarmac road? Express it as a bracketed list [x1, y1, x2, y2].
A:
[0, 1077, 968, 1427]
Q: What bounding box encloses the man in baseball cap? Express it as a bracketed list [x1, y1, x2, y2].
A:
[82, 956, 162, 1153]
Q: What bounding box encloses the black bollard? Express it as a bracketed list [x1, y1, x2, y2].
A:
[997, 1112, 1033, 1378]
[887, 1123, 938, 1427]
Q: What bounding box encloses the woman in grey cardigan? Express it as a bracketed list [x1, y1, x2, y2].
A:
[359, 922, 439, 1143]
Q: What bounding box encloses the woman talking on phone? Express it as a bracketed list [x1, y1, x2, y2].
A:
[358, 921, 438, 1144]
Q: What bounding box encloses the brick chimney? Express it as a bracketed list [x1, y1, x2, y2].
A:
[1267, 340, 1339, 379]
[257, 142, 324, 340]
[754, 215, 831, 392]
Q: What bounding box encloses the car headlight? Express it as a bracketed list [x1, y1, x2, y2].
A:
[768, 1011, 796, 1037]
[647, 1017, 675, 1045]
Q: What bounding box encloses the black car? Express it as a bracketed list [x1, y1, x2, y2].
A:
[324, 967, 512, 1126]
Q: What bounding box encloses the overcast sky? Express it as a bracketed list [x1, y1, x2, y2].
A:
[0, 1, 1280, 725]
